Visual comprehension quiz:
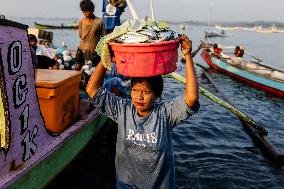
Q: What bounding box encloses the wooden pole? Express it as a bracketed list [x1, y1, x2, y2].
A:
[149, 0, 155, 23]
[166, 71, 284, 166]
[169, 72, 267, 134]
[125, 0, 139, 19]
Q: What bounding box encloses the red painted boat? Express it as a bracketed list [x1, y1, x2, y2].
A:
[201, 48, 284, 98]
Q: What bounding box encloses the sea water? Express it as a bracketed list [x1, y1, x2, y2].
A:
[13, 18, 284, 188]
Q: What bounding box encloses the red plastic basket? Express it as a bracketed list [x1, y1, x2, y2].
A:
[109, 40, 179, 77]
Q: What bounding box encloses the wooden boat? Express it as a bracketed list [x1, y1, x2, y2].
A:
[205, 2, 226, 38]
[0, 19, 109, 188]
[270, 25, 284, 33]
[200, 45, 284, 98]
[34, 21, 79, 29]
[215, 24, 239, 31]
[205, 30, 226, 38]
[178, 24, 189, 30]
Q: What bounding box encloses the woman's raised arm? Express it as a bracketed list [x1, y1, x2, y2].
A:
[179, 35, 199, 107]
[86, 62, 107, 98]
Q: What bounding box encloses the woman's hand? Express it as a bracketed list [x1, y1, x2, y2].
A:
[179, 34, 192, 56]
[108, 44, 116, 63]
[111, 56, 116, 63]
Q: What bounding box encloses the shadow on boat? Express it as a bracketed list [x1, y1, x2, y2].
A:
[45, 119, 118, 189]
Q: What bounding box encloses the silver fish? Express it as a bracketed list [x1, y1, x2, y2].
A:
[137, 28, 158, 38]
[157, 30, 176, 41]
[115, 32, 149, 43]
[114, 27, 176, 44]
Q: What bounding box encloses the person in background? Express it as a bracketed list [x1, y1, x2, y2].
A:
[76, 0, 104, 70]
[86, 34, 199, 188]
[102, 0, 127, 35]
[102, 0, 129, 91]
[28, 34, 59, 69]
[101, 0, 129, 175]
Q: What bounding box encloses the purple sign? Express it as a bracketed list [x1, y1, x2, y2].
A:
[0, 21, 54, 183]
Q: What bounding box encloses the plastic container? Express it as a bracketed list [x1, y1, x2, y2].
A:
[28, 28, 53, 41]
[36, 69, 81, 133]
[109, 40, 179, 77]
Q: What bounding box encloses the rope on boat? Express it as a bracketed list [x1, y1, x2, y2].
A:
[165, 72, 268, 136]
[245, 51, 284, 73]
[244, 50, 263, 62]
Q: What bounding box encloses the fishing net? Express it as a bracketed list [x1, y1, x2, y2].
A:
[96, 19, 146, 70]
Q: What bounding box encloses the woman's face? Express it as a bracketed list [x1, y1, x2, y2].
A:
[131, 82, 157, 117]
[83, 10, 93, 18]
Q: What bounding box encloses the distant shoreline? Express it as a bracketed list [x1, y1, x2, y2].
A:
[168, 20, 284, 28]
[5, 16, 284, 29]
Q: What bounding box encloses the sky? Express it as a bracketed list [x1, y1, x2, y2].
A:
[0, 0, 284, 22]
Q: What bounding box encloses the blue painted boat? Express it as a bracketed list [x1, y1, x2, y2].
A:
[201, 48, 284, 98]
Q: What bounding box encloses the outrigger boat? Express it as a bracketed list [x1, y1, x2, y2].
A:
[215, 24, 239, 31]
[0, 19, 109, 189]
[34, 21, 79, 30]
[201, 43, 284, 98]
[1, 17, 283, 188]
[205, 30, 226, 38]
[178, 24, 189, 30]
[204, 2, 226, 38]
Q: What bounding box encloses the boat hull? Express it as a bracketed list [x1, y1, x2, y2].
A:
[205, 31, 225, 38]
[201, 50, 284, 98]
[34, 21, 78, 30]
[6, 113, 109, 189]
[0, 19, 108, 189]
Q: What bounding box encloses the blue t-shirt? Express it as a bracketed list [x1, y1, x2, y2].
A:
[91, 87, 199, 189]
[102, 0, 124, 30]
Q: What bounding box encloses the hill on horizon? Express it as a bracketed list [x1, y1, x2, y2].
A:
[169, 20, 284, 28]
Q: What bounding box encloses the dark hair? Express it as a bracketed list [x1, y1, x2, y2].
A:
[80, 0, 95, 12]
[28, 34, 37, 42]
[131, 76, 163, 97]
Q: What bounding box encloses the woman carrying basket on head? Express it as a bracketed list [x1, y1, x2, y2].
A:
[86, 34, 199, 188]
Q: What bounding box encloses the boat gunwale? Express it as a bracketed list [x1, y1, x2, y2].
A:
[0, 19, 28, 30]
[201, 49, 284, 97]
[206, 49, 284, 83]
[34, 21, 78, 29]
[1, 108, 107, 189]
[212, 57, 284, 89]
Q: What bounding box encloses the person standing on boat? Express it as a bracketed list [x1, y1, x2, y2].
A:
[76, 0, 104, 69]
[86, 34, 199, 188]
[102, 0, 127, 35]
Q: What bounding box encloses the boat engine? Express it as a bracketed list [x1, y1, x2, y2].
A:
[235, 46, 244, 57]
[213, 44, 222, 55]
